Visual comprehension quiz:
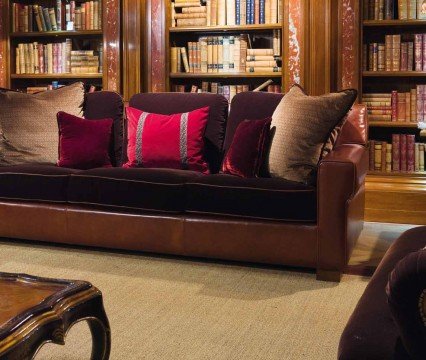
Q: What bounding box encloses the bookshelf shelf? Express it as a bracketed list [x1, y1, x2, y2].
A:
[363, 71, 426, 77]
[169, 24, 283, 33]
[369, 121, 419, 128]
[363, 20, 426, 27]
[10, 30, 103, 38]
[170, 72, 282, 79]
[11, 74, 103, 79]
[368, 171, 426, 178]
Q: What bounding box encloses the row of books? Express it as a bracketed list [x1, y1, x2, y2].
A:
[362, 89, 426, 122]
[26, 82, 98, 94]
[171, 34, 281, 73]
[15, 41, 102, 75]
[362, 34, 426, 72]
[363, 0, 426, 20]
[12, 1, 102, 33]
[369, 136, 426, 172]
[171, 0, 282, 27]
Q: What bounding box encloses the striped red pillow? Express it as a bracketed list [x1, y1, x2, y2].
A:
[124, 106, 210, 174]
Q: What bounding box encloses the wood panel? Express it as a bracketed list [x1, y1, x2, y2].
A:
[122, 0, 144, 100]
[0, 0, 8, 88]
[145, 0, 167, 92]
[104, 0, 121, 92]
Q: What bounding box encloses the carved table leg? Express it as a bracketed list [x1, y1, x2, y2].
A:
[87, 313, 111, 360]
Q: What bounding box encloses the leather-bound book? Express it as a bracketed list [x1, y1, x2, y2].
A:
[415, 143, 420, 171]
[415, 34, 423, 71]
[363, 44, 368, 71]
[418, 0, 426, 19]
[374, 142, 382, 170]
[408, 0, 417, 18]
[392, 134, 401, 171]
[417, 85, 424, 122]
[400, 42, 408, 71]
[386, 143, 392, 172]
[406, 92, 411, 121]
[391, 90, 398, 121]
[407, 134, 415, 171]
[392, 35, 401, 71]
[407, 42, 414, 71]
[378, 43, 385, 71]
[419, 144, 425, 171]
[423, 34, 426, 71]
[381, 141, 387, 171]
[369, 0, 375, 19]
[411, 88, 417, 122]
[384, 0, 394, 19]
[398, 0, 408, 19]
[385, 35, 393, 71]
[400, 134, 407, 171]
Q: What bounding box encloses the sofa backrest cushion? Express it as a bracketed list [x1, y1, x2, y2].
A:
[129, 93, 229, 173]
[225, 92, 283, 153]
[0, 82, 85, 166]
[83, 91, 124, 167]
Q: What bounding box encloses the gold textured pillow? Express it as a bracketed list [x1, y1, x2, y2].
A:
[268, 84, 357, 184]
[0, 82, 85, 166]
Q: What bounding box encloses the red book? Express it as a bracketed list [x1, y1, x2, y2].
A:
[38, 44, 44, 73]
[391, 90, 398, 121]
[400, 134, 407, 171]
[392, 134, 400, 172]
[407, 134, 415, 172]
[415, 34, 423, 71]
[422, 34, 426, 71]
[417, 85, 424, 122]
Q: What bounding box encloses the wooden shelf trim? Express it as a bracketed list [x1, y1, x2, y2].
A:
[170, 72, 282, 78]
[363, 71, 426, 77]
[368, 171, 426, 178]
[10, 30, 103, 38]
[169, 24, 283, 33]
[369, 121, 419, 128]
[363, 19, 426, 26]
[11, 74, 103, 79]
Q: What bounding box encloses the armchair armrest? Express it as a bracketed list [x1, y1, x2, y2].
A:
[387, 249, 426, 360]
[317, 144, 368, 281]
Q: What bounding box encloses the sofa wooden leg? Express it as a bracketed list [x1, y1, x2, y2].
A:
[316, 269, 342, 282]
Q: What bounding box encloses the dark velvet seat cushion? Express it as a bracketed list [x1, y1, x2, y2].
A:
[185, 174, 317, 221]
[0, 164, 80, 203]
[67, 167, 204, 213]
[339, 226, 426, 360]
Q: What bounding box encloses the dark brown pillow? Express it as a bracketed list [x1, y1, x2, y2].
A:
[268, 84, 357, 184]
[0, 82, 85, 166]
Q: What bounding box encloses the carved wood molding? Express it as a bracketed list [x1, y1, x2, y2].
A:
[146, 0, 167, 92]
[0, 0, 7, 88]
[338, 0, 359, 91]
[104, 0, 121, 92]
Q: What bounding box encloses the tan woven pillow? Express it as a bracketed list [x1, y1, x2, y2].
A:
[268, 84, 357, 184]
[0, 82, 84, 165]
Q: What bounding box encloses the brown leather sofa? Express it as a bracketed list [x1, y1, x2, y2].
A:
[0, 91, 368, 281]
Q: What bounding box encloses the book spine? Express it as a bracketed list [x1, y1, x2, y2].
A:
[384, 0, 394, 19]
[398, 91, 406, 121]
[407, 134, 415, 171]
[420, 144, 425, 171]
[407, 42, 414, 71]
[181, 47, 190, 72]
[417, 85, 424, 122]
[400, 42, 408, 71]
[411, 88, 417, 122]
[399, 0, 408, 19]
[381, 141, 387, 171]
[406, 92, 411, 121]
[378, 43, 385, 71]
[385, 35, 392, 71]
[56, 0, 62, 30]
[374, 142, 382, 170]
[235, 0, 240, 24]
[391, 90, 398, 121]
[392, 134, 401, 171]
[418, 0, 426, 19]
[392, 35, 401, 71]
[386, 143, 392, 171]
[415, 34, 423, 71]
[400, 134, 407, 171]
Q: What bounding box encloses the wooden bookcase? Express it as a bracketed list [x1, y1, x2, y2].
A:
[165, 0, 285, 97]
[361, 2, 426, 224]
[3, 0, 109, 92]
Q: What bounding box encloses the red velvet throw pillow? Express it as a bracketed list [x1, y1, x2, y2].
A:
[57, 111, 113, 169]
[124, 106, 210, 173]
[222, 118, 272, 178]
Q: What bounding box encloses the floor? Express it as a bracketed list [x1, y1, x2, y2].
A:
[347, 221, 418, 275]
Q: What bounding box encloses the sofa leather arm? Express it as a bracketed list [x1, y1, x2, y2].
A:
[387, 249, 426, 360]
[317, 144, 368, 279]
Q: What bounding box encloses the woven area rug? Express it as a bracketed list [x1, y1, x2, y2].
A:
[0, 240, 368, 360]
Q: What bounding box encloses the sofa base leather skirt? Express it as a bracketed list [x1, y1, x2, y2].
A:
[0, 201, 317, 270]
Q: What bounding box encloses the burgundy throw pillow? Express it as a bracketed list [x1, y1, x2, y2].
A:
[124, 106, 210, 174]
[57, 111, 113, 169]
[222, 117, 272, 178]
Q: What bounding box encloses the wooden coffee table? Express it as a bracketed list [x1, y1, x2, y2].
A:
[0, 273, 110, 359]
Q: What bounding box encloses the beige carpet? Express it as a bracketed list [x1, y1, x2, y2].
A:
[0, 240, 368, 360]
